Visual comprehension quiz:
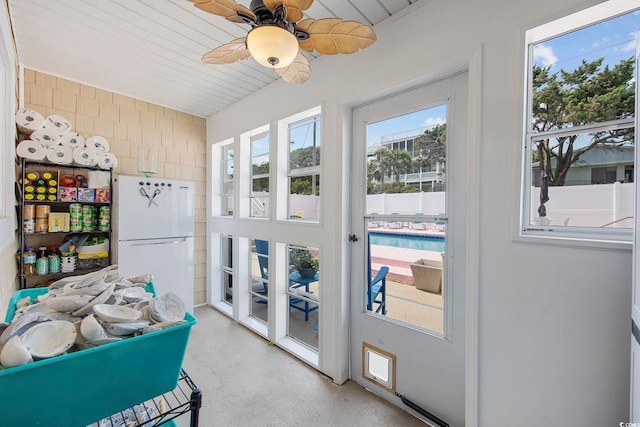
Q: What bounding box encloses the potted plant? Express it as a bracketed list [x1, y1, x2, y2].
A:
[290, 248, 319, 278]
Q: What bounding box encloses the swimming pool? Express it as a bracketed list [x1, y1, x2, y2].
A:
[369, 232, 445, 252]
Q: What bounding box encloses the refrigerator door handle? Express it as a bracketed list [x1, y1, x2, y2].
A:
[128, 239, 186, 247]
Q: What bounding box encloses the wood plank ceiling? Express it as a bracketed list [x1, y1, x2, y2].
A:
[8, 0, 418, 117]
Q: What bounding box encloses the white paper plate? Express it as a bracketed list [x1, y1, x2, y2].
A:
[149, 293, 186, 323]
[93, 304, 141, 323]
[20, 320, 76, 359]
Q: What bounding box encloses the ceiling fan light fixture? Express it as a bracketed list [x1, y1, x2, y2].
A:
[246, 25, 299, 68]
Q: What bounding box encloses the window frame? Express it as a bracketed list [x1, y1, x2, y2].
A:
[520, 0, 640, 245]
[276, 105, 322, 222]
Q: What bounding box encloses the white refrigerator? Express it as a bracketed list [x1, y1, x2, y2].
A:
[113, 175, 195, 313]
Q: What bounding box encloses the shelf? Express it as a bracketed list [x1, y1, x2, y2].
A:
[94, 369, 202, 427]
[18, 158, 113, 289]
[21, 266, 106, 282]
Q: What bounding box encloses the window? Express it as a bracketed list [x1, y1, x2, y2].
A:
[222, 143, 234, 217]
[250, 132, 270, 218]
[287, 244, 319, 350]
[522, 1, 640, 241]
[288, 114, 321, 221]
[221, 234, 233, 304]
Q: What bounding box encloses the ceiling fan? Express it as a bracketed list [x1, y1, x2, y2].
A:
[187, 0, 377, 84]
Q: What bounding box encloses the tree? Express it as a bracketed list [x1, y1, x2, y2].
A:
[533, 57, 635, 186]
[414, 123, 447, 171]
[389, 150, 413, 181]
[369, 147, 394, 185]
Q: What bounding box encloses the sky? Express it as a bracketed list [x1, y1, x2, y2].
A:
[533, 10, 639, 71]
[366, 9, 640, 148]
[366, 104, 447, 147]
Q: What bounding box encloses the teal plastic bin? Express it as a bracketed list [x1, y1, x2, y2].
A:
[0, 284, 197, 427]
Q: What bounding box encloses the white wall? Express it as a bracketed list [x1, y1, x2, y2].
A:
[206, 0, 631, 426]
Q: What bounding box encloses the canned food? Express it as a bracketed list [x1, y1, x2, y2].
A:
[35, 194, 46, 201]
[26, 172, 39, 181]
[70, 222, 82, 232]
[48, 180, 57, 187]
[47, 194, 57, 201]
[25, 193, 35, 200]
[47, 187, 57, 194]
[35, 218, 48, 232]
[36, 186, 46, 194]
[42, 172, 52, 180]
[23, 219, 35, 234]
[98, 219, 110, 231]
[24, 185, 35, 193]
[35, 205, 50, 217]
[23, 204, 35, 219]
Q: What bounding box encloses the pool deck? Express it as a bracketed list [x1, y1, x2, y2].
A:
[369, 225, 445, 285]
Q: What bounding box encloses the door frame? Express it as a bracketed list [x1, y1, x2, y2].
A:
[348, 51, 482, 425]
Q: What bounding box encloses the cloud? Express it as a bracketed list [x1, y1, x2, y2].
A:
[533, 43, 558, 67]
[424, 117, 445, 128]
[621, 32, 638, 53]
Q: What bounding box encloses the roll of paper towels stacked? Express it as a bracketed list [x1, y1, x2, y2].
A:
[14, 108, 118, 169]
[15, 108, 44, 135]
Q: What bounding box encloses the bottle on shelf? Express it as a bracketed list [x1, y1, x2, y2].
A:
[36, 246, 49, 276]
[22, 247, 36, 276]
[48, 246, 61, 274]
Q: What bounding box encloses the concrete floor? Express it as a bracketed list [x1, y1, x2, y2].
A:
[177, 305, 427, 427]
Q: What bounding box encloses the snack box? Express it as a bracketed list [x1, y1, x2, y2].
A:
[48, 212, 70, 232]
[77, 188, 95, 203]
[0, 283, 197, 426]
[96, 188, 110, 203]
[58, 186, 77, 202]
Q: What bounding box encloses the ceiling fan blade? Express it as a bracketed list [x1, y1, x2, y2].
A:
[276, 52, 311, 84]
[296, 18, 376, 55]
[187, 0, 256, 24]
[263, 0, 313, 23]
[202, 38, 251, 64]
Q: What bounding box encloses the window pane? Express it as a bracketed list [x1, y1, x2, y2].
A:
[289, 116, 321, 170]
[366, 221, 446, 335]
[287, 245, 319, 349]
[530, 12, 638, 133]
[222, 145, 234, 216]
[250, 239, 268, 324]
[221, 235, 233, 304]
[529, 127, 634, 228]
[250, 132, 269, 218]
[366, 105, 447, 213]
[289, 174, 319, 220]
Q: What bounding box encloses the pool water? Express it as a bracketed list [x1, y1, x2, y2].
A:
[369, 232, 445, 252]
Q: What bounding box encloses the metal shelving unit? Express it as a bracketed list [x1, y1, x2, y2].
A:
[17, 158, 113, 289]
[96, 369, 202, 427]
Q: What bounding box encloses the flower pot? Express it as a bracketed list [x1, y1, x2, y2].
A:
[299, 268, 316, 279]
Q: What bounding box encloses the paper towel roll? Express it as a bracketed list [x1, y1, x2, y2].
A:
[60, 131, 85, 149]
[15, 108, 44, 134]
[73, 147, 98, 166]
[43, 114, 72, 136]
[85, 136, 110, 153]
[96, 153, 118, 170]
[30, 128, 60, 147]
[16, 140, 46, 161]
[46, 145, 73, 165]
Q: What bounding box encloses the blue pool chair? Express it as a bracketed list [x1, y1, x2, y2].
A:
[367, 234, 388, 315]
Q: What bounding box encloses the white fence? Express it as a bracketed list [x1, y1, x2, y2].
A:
[531, 182, 634, 228]
[367, 192, 446, 216]
[256, 183, 633, 227]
